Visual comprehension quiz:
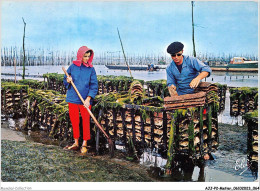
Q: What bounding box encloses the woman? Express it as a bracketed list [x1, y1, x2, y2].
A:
[63, 46, 98, 154]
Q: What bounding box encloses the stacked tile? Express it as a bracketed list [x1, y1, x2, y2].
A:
[97, 101, 218, 160]
[214, 83, 227, 112]
[97, 75, 138, 95]
[145, 80, 168, 98]
[163, 92, 207, 110]
[43, 73, 66, 94]
[195, 82, 218, 93]
[100, 107, 167, 150]
[230, 87, 258, 116]
[168, 107, 218, 159]
[21, 88, 72, 141]
[1, 82, 29, 118]
[243, 111, 258, 163]
[163, 82, 218, 111]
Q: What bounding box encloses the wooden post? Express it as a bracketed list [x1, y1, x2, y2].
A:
[147, 84, 150, 97]
[165, 113, 176, 174]
[105, 111, 109, 136]
[131, 108, 136, 144]
[95, 108, 103, 155]
[162, 111, 168, 150]
[188, 112, 195, 155]
[237, 90, 241, 116]
[140, 112, 145, 148]
[121, 108, 127, 145]
[14, 58, 17, 83]
[101, 81, 104, 94]
[150, 111, 155, 149]
[191, 1, 196, 57]
[22, 17, 26, 79]
[113, 108, 117, 139]
[207, 105, 212, 153]
[40, 108, 44, 124]
[19, 89, 23, 112]
[199, 107, 204, 158]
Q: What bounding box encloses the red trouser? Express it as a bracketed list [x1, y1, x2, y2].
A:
[68, 103, 91, 141]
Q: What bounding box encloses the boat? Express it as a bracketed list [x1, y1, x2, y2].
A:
[210, 57, 258, 72]
[228, 57, 258, 68]
[105, 64, 166, 71]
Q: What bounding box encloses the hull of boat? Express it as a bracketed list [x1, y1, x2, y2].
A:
[211, 63, 258, 69]
[105, 65, 160, 70]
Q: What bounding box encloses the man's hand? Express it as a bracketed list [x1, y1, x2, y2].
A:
[84, 97, 91, 108]
[190, 71, 209, 89]
[189, 77, 201, 89]
[66, 76, 72, 83]
[168, 84, 178, 97]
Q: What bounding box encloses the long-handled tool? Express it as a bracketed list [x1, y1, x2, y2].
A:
[62, 67, 114, 157]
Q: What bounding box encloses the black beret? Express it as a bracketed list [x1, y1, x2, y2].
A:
[167, 42, 184, 54]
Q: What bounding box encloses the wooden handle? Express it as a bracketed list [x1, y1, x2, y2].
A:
[62, 67, 110, 139]
[63, 67, 85, 103]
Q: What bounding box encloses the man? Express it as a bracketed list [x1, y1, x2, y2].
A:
[166, 41, 211, 96]
[166, 42, 211, 161]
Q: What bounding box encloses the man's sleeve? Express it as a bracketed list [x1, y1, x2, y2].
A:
[192, 58, 212, 77]
[166, 65, 177, 87]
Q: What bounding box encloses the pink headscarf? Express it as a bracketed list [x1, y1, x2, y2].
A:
[72, 46, 94, 67]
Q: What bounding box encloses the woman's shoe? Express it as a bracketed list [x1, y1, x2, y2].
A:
[66, 143, 79, 151]
[81, 146, 88, 154]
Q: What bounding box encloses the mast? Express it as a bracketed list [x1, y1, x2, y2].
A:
[117, 27, 133, 78]
[22, 17, 26, 79]
[191, 1, 196, 57]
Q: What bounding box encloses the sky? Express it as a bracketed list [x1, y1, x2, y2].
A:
[1, 0, 258, 57]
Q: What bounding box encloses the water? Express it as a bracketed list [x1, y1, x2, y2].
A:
[1, 65, 258, 87]
[139, 123, 258, 182]
[218, 89, 244, 126]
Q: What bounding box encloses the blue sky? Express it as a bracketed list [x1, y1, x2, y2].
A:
[1, 1, 258, 57]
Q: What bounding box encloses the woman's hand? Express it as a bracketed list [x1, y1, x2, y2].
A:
[66, 76, 72, 83]
[84, 97, 91, 108]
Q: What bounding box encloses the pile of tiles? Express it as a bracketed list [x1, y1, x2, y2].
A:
[163, 82, 218, 110]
